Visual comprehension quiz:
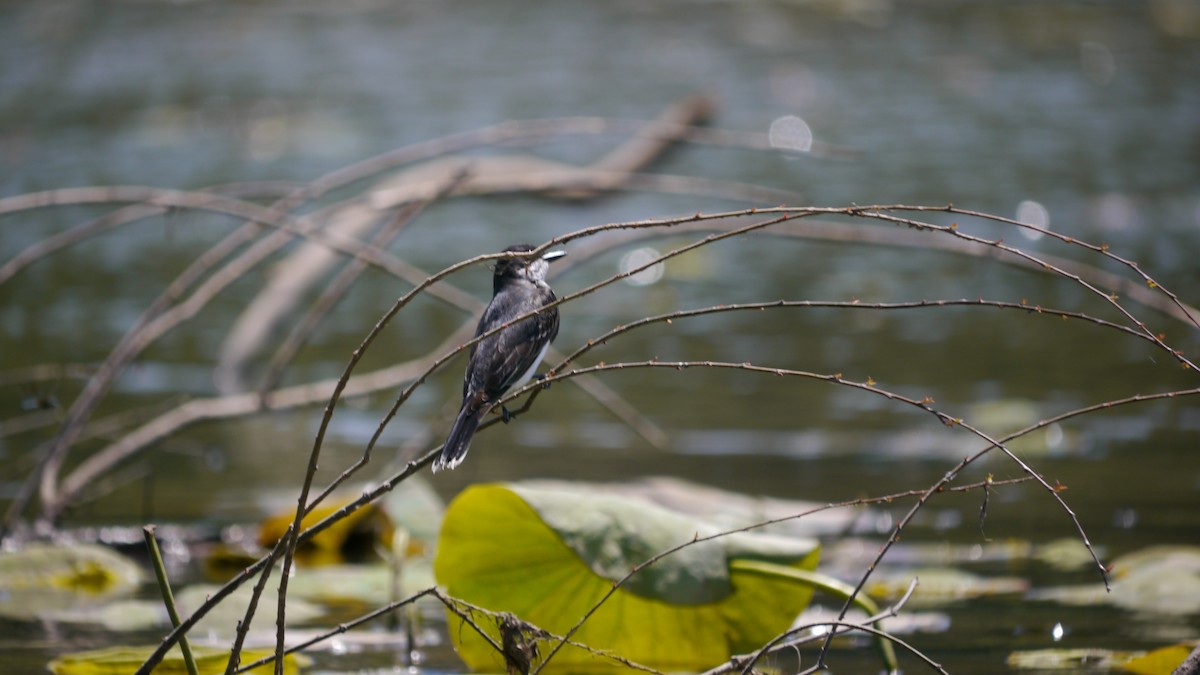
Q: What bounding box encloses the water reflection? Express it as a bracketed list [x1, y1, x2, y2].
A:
[1, 0, 1198, 671]
[1079, 41, 1116, 85]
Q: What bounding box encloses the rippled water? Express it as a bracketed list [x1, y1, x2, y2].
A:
[2, 1, 1198, 672]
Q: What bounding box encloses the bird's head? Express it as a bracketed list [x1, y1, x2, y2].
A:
[493, 244, 566, 291]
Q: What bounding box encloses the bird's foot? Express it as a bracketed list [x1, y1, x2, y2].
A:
[501, 406, 512, 424]
[533, 373, 552, 390]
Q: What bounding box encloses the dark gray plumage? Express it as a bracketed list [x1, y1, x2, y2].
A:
[433, 244, 564, 472]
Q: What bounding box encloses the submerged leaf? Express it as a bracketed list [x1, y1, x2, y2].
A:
[435, 483, 821, 672]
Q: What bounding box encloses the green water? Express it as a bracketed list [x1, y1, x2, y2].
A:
[2, 1, 1198, 672]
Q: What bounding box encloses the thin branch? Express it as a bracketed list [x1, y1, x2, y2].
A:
[232, 587, 440, 674]
[256, 167, 471, 397]
[0, 181, 302, 286]
[13, 186, 428, 524]
[913, 204, 1200, 331]
[518, 366, 1200, 673]
[29, 100, 727, 524]
[857, 206, 1197, 370]
[714, 578, 936, 675]
[435, 592, 668, 675]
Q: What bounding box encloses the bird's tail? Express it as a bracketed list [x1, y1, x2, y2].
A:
[433, 399, 487, 472]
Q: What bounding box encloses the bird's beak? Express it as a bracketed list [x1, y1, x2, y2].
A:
[542, 249, 567, 262]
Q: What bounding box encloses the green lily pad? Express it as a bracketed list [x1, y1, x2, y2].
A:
[519, 476, 860, 537]
[1007, 647, 1139, 670]
[0, 543, 141, 620]
[1035, 538, 1102, 571]
[434, 483, 821, 673]
[1007, 642, 1197, 674]
[175, 583, 324, 640]
[1033, 545, 1200, 616]
[287, 557, 435, 607]
[866, 567, 1029, 607]
[1123, 642, 1197, 675]
[47, 645, 309, 674]
[40, 599, 166, 631]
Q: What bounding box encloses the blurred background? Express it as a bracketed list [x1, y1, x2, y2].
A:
[1, 1, 1199, 672]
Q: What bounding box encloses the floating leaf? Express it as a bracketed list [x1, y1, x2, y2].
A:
[1034, 538, 1102, 571]
[287, 564, 395, 606]
[175, 583, 324, 640]
[1123, 642, 1196, 675]
[1008, 642, 1197, 674]
[40, 599, 165, 631]
[1033, 546, 1200, 616]
[795, 605, 951, 636]
[258, 497, 393, 566]
[435, 483, 821, 673]
[1111, 545, 1200, 578]
[826, 537, 1035, 568]
[965, 399, 1076, 456]
[1007, 647, 1138, 670]
[0, 543, 141, 620]
[257, 479, 443, 566]
[287, 558, 434, 606]
[48, 645, 309, 674]
[378, 475, 446, 551]
[866, 567, 1028, 607]
[519, 476, 860, 537]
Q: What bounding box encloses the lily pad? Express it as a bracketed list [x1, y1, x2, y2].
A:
[1035, 538, 1103, 571]
[866, 567, 1029, 607]
[175, 583, 324, 640]
[1123, 642, 1197, 675]
[47, 645, 309, 674]
[1033, 545, 1200, 616]
[256, 478, 444, 566]
[0, 543, 142, 620]
[39, 599, 166, 631]
[435, 483, 821, 673]
[1007, 642, 1196, 673]
[287, 558, 435, 607]
[258, 497, 393, 567]
[1007, 647, 1139, 670]
[518, 476, 860, 537]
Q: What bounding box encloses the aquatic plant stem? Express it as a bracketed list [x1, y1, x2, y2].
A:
[143, 525, 200, 675]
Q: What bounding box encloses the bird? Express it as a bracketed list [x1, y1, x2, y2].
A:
[433, 244, 566, 472]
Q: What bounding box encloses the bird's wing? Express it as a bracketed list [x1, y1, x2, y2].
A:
[465, 286, 559, 401]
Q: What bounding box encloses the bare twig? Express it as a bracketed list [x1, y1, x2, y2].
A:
[256, 167, 471, 397]
[703, 578, 931, 675]
[232, 587, 440, 674]
[435, 592, 667, 675]
[515, 366, 1199, 673]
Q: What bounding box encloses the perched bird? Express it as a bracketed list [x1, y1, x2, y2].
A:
[433, 244, 566, 472]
